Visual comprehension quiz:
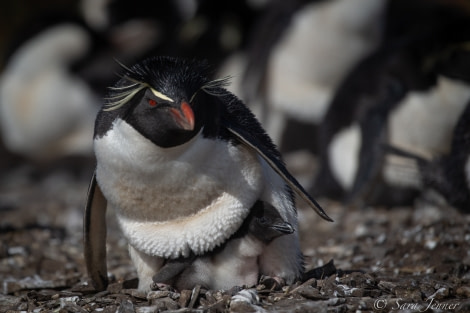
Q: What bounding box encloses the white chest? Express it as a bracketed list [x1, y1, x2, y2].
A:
[388, 77, 470, 158]
[94, 119, 265, 257]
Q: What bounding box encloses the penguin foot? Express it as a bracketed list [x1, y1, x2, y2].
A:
[150, 282, 175, 292]
[259, 275, 285, 290]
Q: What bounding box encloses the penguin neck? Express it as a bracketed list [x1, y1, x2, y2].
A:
[103, 118, 204, 167]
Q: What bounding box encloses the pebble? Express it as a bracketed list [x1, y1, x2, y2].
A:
[178, 289, 192, 307]
[60, 296, 80, 308]
[231, 289, 259, 304]
[394, 286, 422, 301]
[117, 299, 135, 313]
[429, 287, 449, 300]
[295, 285, 328, 300]
[147, 290, 180, 301]
[456, 286, 470, 297]
[149, 297, 179, 310]
[188, 285, 201, 309]
[121, 289, 147, 299]
[3, 275, 69, 294]
[377, 280, 396, 292]
[0, 294, 23, 311]
[230, 300, 266, 313]
[136, 305, 162, 313]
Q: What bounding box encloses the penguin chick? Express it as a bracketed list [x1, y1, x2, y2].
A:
[84, 56, 332, 291]
[151, 201, 294, 290]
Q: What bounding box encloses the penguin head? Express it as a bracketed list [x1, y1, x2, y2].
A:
[99, 56, 228, 147]
[247, 202, 294, 244]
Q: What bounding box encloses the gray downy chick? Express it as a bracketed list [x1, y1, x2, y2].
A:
[151, 201, 294, 290]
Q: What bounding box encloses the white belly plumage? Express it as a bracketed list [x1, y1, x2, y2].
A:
[94, 119, 264, 258]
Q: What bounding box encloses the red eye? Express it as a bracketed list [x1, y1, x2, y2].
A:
[148, 99, 158, 107]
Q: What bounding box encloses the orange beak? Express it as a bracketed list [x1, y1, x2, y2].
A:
[170, 101, 195, 131]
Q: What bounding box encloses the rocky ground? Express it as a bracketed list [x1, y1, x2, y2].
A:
[1, 154, 470, 313]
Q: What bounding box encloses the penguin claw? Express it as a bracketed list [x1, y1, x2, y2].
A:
[259, 275, 285, 290]
[150, 282, 175, 292]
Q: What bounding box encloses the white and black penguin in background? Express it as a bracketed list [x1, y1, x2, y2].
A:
[417, 99, 470, 214]
[84, 56, 332, 291]
[239, 0, 386, 152]
[312, 0, 470, 207]
[386, 99, 470, 215]
[0, 23, 100, 160]
[0, 0, 261, 164]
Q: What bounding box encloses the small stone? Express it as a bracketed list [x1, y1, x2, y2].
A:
[8, 246, 28, 255]
[227, 285, 244, 296]
[230, 301, 259, 313]
[350, 288, 364, 297]
[231, 289, 259, 305]
[367, 289, 382, 298]
[377, 281, 396, 292]
[117, 299, 134, 313]
[122, 278, 139, 289]
[70, 281, 96, 294]
[289, 278, 316, 296]
[136, 305, 160, 313]
[188, 285, 201, 309]
[456, 286, 470, 297]
[428, 287, 449, 300]
[295, 285, 328, 300]
[302, 278, 317, 288]
[27, 290, 56, 301]
[326, 297, 346, 306]
[94, 290, 110, 298]
[147, 290, 179, 301]
[59, 302, 88, 313]
[59, 295, 81, 311]
[178, 289, 192, 307]
[456, 299, 470, 313]
[121, 289, 147, 299]
[256, 284, 267, 291]
[149, 297, 179, 310]
[203, 290, 217, 305]
[420, 283, 436, 298]
[395, 287, 422, 301]
[0, 294, 23, 311]
[3, 276, 46, 294]
[270, 298, 328, 313]
[107, 282, 123, 294]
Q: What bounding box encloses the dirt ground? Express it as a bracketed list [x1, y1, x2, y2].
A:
[1, 153, 470, 313]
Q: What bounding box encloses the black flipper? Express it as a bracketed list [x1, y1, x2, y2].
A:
[226, 125, 333, 222]
[83, 171, 108, 290]
[302, 259, 337, 281]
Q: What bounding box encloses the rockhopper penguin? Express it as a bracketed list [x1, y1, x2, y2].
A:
[84, 56, 332, 291]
